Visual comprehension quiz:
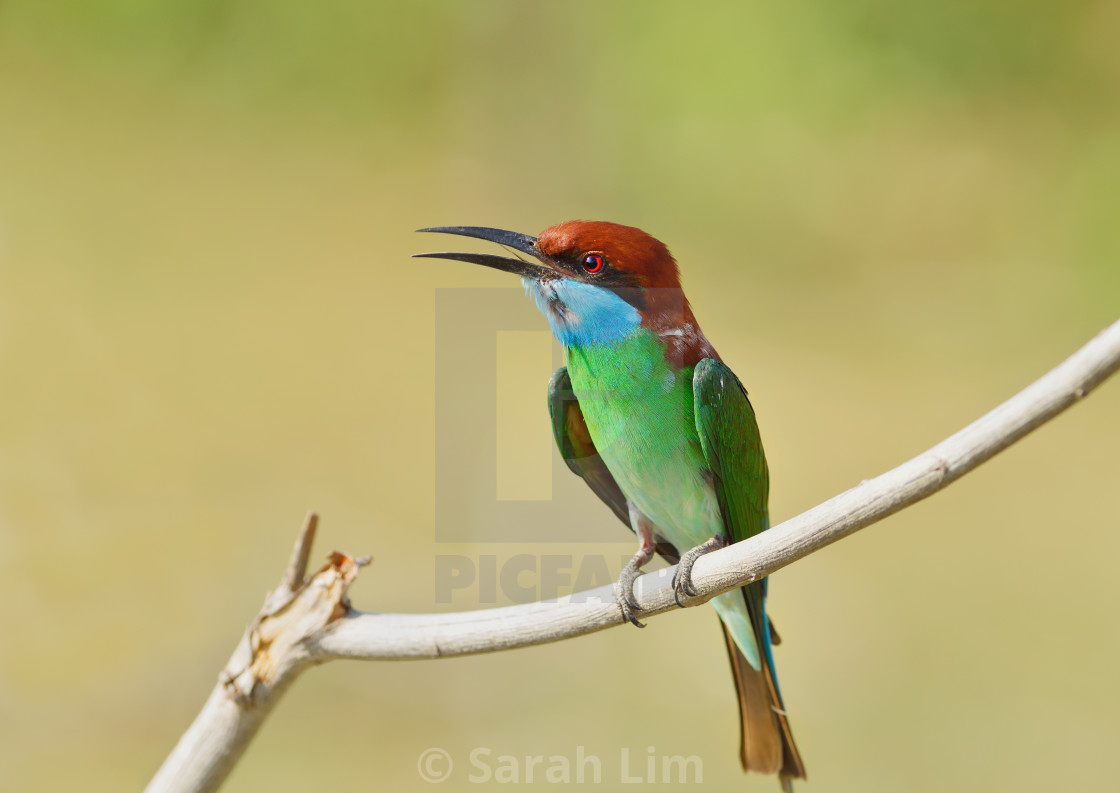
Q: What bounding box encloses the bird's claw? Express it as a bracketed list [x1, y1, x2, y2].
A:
[615, 546, 653, 628]
[617, 597, 646, 629]
[616, 561, 646, 628]
[672, 534, 729, 605]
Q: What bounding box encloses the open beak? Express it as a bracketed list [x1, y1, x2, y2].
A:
[413, 226, 555, 279]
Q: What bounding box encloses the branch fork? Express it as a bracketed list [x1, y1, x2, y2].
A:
[223, 516, 368, 701]
[144, 514, 369, 793]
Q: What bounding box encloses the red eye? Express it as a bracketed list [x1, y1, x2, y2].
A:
[582, 253, 605, 274]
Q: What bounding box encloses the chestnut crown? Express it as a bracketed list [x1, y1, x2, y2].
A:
[537, 220, 683, 290]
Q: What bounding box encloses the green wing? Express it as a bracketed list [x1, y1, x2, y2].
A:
[692, 358, 773, 649]
[548, 367, 680, 563]
[692, 358, 770, 545]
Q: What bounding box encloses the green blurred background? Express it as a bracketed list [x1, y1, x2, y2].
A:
[1, 1, 1118, 790]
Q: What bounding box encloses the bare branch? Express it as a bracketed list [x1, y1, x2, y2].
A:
[146, 317, 1120, 793]
[311, 317, 1120, 661]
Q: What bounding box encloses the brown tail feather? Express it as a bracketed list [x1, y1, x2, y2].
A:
[720, 622, 807, 787]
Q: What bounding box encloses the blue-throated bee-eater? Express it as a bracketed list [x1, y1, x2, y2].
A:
[417, 221, 806, 789]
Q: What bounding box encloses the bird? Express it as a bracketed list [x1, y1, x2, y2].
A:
[415, 221, 806, 790]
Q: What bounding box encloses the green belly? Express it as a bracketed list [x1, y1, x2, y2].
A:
[565, 329, 723, 549]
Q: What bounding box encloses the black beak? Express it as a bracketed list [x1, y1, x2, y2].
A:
[413, 226, 555, 279]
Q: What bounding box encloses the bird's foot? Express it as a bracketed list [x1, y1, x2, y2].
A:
[672, 534, 729, 605]
[616, 544, 655, 628]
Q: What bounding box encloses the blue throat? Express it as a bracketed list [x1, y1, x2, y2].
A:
[523, 278, 642, 348]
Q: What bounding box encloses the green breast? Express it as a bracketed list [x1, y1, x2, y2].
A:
[565, 329, 723, 546]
